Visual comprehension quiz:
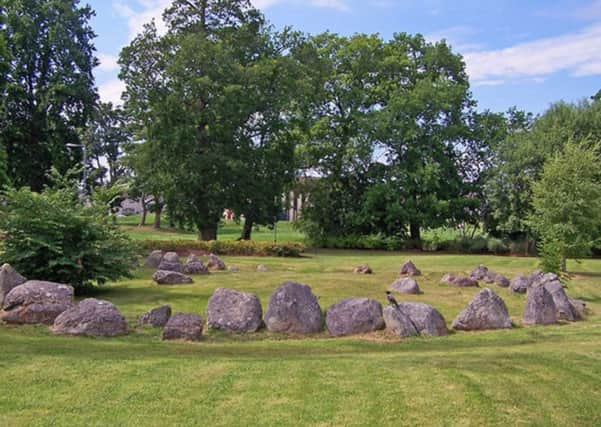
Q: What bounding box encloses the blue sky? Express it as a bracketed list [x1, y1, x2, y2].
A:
[89, 0, 601, 114]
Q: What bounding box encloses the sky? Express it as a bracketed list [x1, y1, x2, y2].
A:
[89, 0, 601, 114]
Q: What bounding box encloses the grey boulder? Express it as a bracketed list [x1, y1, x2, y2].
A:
[206, 288, 263, 333]
[452, 288, 512, 331]
[0, 263, 27, 306]
[510, 275, 531, 294]
[264, 282, 323, 334]
[469, 265, 490, 281]
[144, 250, 163, 268]
[383, 306, 419, 338]
[52, 298, 128, 337]
[441, 274, 479, 287]
[152, 270, 193, 285]
[543, 280, 578, 321]
[492, 273, 510, 288]
[389, 277, 421, 294]
[158, 251, 183, 272]
[396, 302, 448, 336]
[523, 285, 557, 325]
[183, 254, 209, 275]
[207, 253, 226, 270]
[326, 297, 384, 337]
[400, 260, 421, 276]
[162, 312, 203, 341]
[1, 280, 73, 325]
[139, 305, 172, 327]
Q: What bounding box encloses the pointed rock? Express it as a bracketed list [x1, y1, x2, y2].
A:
[389, 277, 421, 294]
[523, 285, 557, 325]
[0, 264, 26, 306]
[452, 288, 512, 331]
[400, 260, 421, 276]
[383, 306, 419, 338]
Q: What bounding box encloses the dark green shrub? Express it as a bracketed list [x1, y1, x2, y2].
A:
[0, 187, 136, 290]
[138, 239, 305, 257]
[487, 238, 510, 255]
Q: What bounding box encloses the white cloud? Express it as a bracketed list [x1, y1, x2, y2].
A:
[464, 24, 601, 84]
[97, 53, 119, 72]
[425, 26, 483, 53]
[309, 0, 349, 12]
[98, 79, 126, 105]
[473, 79, 505, 87]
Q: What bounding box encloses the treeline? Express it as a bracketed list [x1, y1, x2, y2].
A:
[1, 0, 600, 269]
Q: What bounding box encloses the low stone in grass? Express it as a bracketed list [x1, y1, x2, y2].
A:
[227, 266, 240, 273]
[510, 275, 531, 294]
[326, 297, 384, 337]
[568, 297, 587, 320]
[0, 263, 26, 306]
[523, 285, 557, 325]
[144, 250, 164, 268]
[264, 282, 323, 334]
[206, 288, 263, 333]
[383, 306, 419, 338]
[353, 264, 372, 274]
[452, 288, 512, 331]
[400, 260, 421, 276]
[152, 270, 193, 285]
[469, 265, 490, 281]
[441, 274, 479, 288]
[207, 254, 226, 270]
[1, 280, 73, 325]
[52, 298, 128, 337]
[257, 265, 268, 272]
[158, 252, 183, 272]
[396, 302, 448, 336]
[139, 305, 172, 327]
[492, 273, 510, 288]
[162, 312, 203, 341]
[183, 255, 209, 275]
[389, 278, 421, 294]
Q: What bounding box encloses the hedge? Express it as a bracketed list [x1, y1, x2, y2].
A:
[138, 239, 305, 257]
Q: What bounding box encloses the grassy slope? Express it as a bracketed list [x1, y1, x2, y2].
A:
[1, 252, 601, 426]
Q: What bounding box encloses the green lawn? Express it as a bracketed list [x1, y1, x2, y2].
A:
[1, 251, 601, 426]
[118, 214, 304, 243]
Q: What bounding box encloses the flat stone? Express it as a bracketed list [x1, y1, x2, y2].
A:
[441, 274, 479, 287]
[152, 270, 193, 285]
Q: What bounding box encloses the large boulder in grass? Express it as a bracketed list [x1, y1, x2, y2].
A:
[162, 312, 203, 341]
[543, 280, 578, 321]
[396, 302, 448, 336]
[207, 254, 226, 270]
[441, 274, 479, 288]
[389, 278, 421, 294]
[183, 255, 209, 275]
[139, 305, 172, 327]
[0, 264, 27, 306]
[152, 270, 193, 285]
[264, 282, 323, 334]
[452, 288, 512, 331]
[326, 298, 384, 337]
[206, 288, 263, 333]
[1, 280, 73, 325]
[400, 260, 421, 276]
[383, 306, 419, 338]
[523, 285, 557, 325]
[510, 275, 531, 294]
[144, 250, 164, 268]
[158, 252, 183, 272]
[353, 264, 372, 274]
[52, 298, 128, 337]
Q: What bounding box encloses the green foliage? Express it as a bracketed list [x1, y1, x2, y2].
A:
[537, 237, 562, 274]
[528, 141, 601, 270]
[0, 186, 136, 290]
[138, 239, 305, 257]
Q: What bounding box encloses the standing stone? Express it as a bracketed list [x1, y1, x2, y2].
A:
[162, 312, 203, 341]
[1, 280, 73, 325]
[158, 252, 183, 272]
[353, 264, 372, 274]
[264, 282, 323, 334]
[383, 306, 419, 338]
[452, 288, 512, 331]
[206, 288, 263, 333]
[0, 264, 26, 306]
[400, 260, 421, 276]
[183, 255, 209, 275]
[510, 275, 531, 294]
[152, 270, 193, 285]
[441, 274, 479, 287]
[139, 305, 172, 327]
[543, 280, 577, 321]
[52, 298, 128, 337]
[389, 278, 421, 294]
[397, 302, 448, 336]
[144, 250, 164, 268]
[523, 285, 557, 325]
[207, 253, 226, 270]
[326, 298, 384, 337]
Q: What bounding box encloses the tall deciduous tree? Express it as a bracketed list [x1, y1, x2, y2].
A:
[0, 0, 98, 191]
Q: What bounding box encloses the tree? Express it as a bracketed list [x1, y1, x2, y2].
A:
[528, 142, 601, 272]
[0, 0, 98, 191]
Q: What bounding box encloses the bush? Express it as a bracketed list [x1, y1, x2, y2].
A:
[138, 239, 305, 257]
[486, 238, 510, 255]
[0, 187, 136, 290]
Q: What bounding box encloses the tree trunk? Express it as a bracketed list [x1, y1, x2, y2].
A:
[198, 223, 217, 241]
[560, 255, 567, 272]
[153, 205, 162, 230]
[241, 218, 253, 240]
[410, 223, 421, 242]
[139, 197, 147, 226]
